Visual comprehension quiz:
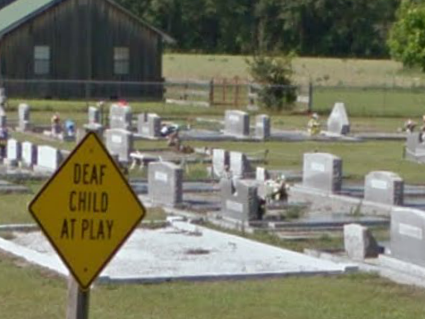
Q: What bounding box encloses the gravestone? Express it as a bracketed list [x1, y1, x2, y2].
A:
[256, 167, 270, 182]
[302, 153, 342, 193]
[230, 152, 252, 179]
[109, 104, 132, 130]
[224, 110, 249, 137]
[344, 224, 380, 261]
[391, 208, 425, 267]
[34, 146, 62, 173]
[17, 103, 30, 131]
[84, 106, 103, 135]
[104, 129, 133, 163]
[220, 178, 259, 221]
[255, 115, 271, 140]
[5, 139, 22, 166]
[327, 102, 350, 135]
[88, 106, 101, 125]
[406, 133, 422, 155]
[364, 171, 404, 206]
[148, 162, 183, 207]
[137, 113, 161, 138]
[22, 141, 37, 167]
[212, 149, 229, 178]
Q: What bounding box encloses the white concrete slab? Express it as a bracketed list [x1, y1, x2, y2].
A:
[1, 221, 353, 283]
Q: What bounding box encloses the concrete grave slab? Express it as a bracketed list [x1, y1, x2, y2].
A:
[0, 220, 353, 283]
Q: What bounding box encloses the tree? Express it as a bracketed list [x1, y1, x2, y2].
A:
[388, 0, 425, 71]
[246, 54, 296, 111]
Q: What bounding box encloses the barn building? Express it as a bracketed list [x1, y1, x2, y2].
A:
[0, 0, 172, 99]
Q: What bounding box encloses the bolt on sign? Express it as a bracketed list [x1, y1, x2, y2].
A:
[29, 132, 146, 290]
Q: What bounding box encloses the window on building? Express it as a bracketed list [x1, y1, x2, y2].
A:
[34, 46, 50, 75]
[114, 47, 129, 75]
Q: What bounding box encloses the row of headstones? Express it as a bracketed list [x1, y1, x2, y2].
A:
[224, 110, 270, 139]
[302, 152, 404, 206]
[224, 102, 350, 139]
[0, 139, 63, 172]
[0, 103, 30, 131]
[211, 149, 252, 179]
[87, 104, 162, 139]
[148, 150, 256, 210]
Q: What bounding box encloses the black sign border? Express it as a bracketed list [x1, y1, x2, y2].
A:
[28, 131, 146, 290]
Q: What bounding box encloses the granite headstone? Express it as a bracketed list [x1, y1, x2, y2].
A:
[302, 153, 342, 193]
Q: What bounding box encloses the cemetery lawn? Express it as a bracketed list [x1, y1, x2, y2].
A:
[1, 254, 425, 319]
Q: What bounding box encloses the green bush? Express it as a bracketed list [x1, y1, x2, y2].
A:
[246, 54, 297, 111]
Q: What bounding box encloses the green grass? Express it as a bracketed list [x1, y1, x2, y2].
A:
[1, 254, 425, 319]
[163, 54, 425, 87]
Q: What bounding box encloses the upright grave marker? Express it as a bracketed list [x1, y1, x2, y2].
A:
[29, 133, 146, 301]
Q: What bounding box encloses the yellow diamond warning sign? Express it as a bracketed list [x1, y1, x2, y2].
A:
[29, 132, 146, 290]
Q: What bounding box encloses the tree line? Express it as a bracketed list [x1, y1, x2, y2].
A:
[116, 0, 400, 58]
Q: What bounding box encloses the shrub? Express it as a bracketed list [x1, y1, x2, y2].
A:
[246, 53, 297, 111]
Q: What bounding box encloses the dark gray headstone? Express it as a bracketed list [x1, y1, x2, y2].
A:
[137, 113, 161, 138]
[255, 115, 271, 140]
[224, 110, 249, 137]
[148, 162, 183, 207]
[109, 104, 132, 130]
[327, 102, 350, 135]
[364, 171, 404, 206]
[391, 208, 425, 267]
[302, 153, 342, 193]
[104, 129, 133, 163]
[220, 178, 259, 221]
[344, 224, 380, 261]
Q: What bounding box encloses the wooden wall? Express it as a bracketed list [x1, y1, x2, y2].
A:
[0, 0, 163, 99]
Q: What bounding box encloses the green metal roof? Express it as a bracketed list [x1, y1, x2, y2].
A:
[0, 0, 174, 42]
[0, 0, 60, 37]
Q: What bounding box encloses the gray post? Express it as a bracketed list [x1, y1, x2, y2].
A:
[66, 277, 90, 319]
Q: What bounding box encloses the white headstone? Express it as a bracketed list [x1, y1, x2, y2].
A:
[327, 102, 350, 135]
